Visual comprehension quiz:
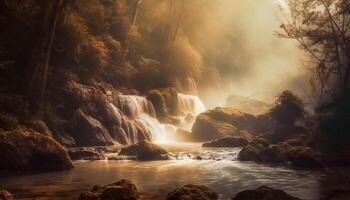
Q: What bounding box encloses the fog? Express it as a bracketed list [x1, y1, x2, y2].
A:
[138, 0, 312, 108]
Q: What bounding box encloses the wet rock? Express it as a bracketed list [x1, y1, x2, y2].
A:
[0, 129, 73, 172]
[202, 136, 250, 148]
[119, 141, 167, 161]
[166, 184, 219, 200]
[232, 186, 301, 200]
[68, 148, 104, 160]
[71, 109, 114, 146]
[0, 188, 14, 200]
[79, 179, 139, 200]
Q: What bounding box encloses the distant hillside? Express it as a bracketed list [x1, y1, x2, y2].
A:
[225, 95, 271, 115]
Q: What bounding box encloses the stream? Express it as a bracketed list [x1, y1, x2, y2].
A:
[0, 143, 324, 200]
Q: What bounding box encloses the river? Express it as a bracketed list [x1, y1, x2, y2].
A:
[0, 143, 323, 200]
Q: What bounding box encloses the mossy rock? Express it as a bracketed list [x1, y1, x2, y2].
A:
[0, 129, 73, 172]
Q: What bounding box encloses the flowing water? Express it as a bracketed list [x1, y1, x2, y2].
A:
[0, 143, 323, 200]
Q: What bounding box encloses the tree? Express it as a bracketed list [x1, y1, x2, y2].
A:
[27, 0, 68, 117]
[269, 90, 305, 126]
[277, 0, 350, 101]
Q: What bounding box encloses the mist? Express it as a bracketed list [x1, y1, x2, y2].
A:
[138, 0, 311, 108]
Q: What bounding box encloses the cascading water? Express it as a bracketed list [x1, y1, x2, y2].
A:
[107, 92, 206, 144]
[111, 95, 168, 144]
[176, 93, 206, 131]
[177, 93, 206, 116]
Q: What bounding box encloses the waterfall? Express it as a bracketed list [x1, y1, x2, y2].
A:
[176, 93, 206, 130]
[177, 93, 206, 116]
[114, 95, 156, 118]
[111, 95, 167, 144]
[106, 92, 206, 144]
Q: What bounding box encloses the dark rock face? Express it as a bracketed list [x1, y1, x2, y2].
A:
[202, 136, 250, 148]
[79, 179, 139, 200]
[0, 129, 73, 172]
[71, 109, 114, 146]
[119, 141, 167, 161]
[232, 186, 301, 200]
[68, 148, 104, 160]
[24, 119, 53, 137]
[0, 188, 14, 200]
[0, 114, 19, 131]
[166, 184, 219, 200]
[192, 107, 270, 142]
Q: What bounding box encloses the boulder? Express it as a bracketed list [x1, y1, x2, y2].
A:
[192, 114, 253, 142]
[167, 184, 219, 200]
[0, 129, 73, 172]
[202, 136, 250, 148]
[119, 141, 167, 161]
[71, 109, 114, 146]
[258, 143, 291, 163]
[232, 186, 301, 200]
[68, 147, 104, 160]
[0, 188, 14, 200]
[238, 144, 264, 161]
[79, 179, 139, 200]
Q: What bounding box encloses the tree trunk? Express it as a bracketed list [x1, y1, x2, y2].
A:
[27, 0, 67, 118]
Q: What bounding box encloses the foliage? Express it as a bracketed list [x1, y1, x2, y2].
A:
[269, 90, 305, 125]
[316, 90, 350, 150]
[278, 0, 350, 100]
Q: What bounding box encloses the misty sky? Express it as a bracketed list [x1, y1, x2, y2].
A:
[139, 0, 311, 108]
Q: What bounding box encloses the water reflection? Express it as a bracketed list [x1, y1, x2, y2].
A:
[0, 144, 322, 200]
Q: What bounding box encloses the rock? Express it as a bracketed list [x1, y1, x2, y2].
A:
[24, 119, 53, 137]
[0, 188, 14, 200]
[232, 186, 301, 200]
[192, 113, 253, 142]
[71, 109, 114, 146]
[119, 141, 167, 161]
[259, 143, 291, 163]
[287, 146, 323, 169]
[68, 148, 104, 160]
[192, 107, 271, 142]
[0, 129, 73, 172]
[238, 144, 264, 161]
[79, 179, 139, 200]
[0, 114, 19, 131]
[66, 80, 106, 104]
[202, 136, 250, 148]
[166, 184, 219, 200]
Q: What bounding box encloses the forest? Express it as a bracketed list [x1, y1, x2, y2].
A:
[0, 0, 349, 200]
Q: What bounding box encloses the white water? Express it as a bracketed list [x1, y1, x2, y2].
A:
[177, 93, 206, 116]
[112, 95, 170, 144]
[175, 93, 206, 131]
[108, 92, 206, 144]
